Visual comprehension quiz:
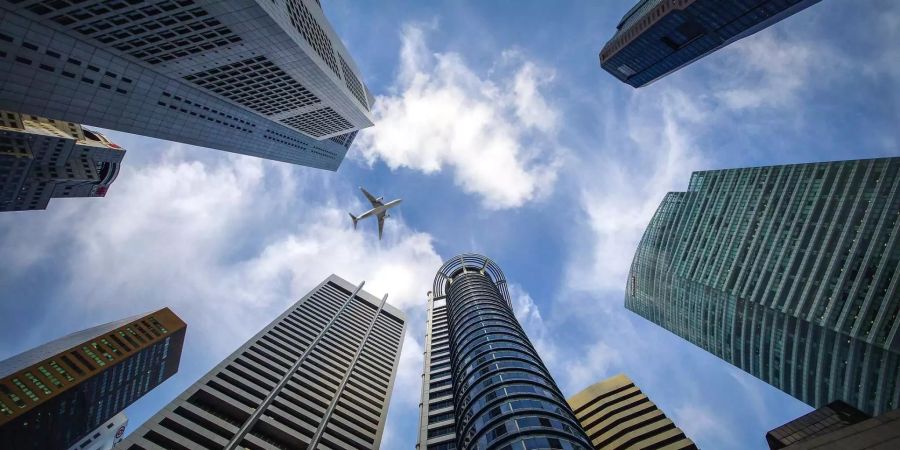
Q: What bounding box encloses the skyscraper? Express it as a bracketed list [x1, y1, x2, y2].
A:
[1, 110, 125, 212]
[67, 412, 128, 450]
[765, 401, 872, 449]
[568, 374, 696, 450]
[626, 157, 900, 415]
[0, 308, 186, 449]
[600, 0, 822, 88]
[417, 254, 592, 450]
[120, 274, 406, 450]
[0, 0, 373, 170]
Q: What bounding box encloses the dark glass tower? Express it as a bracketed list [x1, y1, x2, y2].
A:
[419, 254, 591, 450]
[0, 308, 185, 449]
[626, 157, 900, 416]
[600, 0, 822, 88]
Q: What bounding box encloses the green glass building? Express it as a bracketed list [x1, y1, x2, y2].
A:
[626, 157, 900, 415]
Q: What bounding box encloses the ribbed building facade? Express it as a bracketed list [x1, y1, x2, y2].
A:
[1, 110, 124, 211]
[120, 274, 406, 450]
[0, 0, 373, 170]
[600, 0, 822, 87]
[418, 254, 591, 450]
[0, 308, 185, 449]
[568, 374, 696, 450]
[626, 157, 900, 415]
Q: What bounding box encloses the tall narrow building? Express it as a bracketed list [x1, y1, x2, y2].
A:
[67, 412, 128, 450]
[568, 374, 696, 450]
[0, 308, 186, 450]
[600, 0, 822, 88]
[626, 157, 900, 416]
[0, 0, 373, 170]
[120, 274, 406, 450]
[0, 110, 125, 211]
[417, 254, 592, 450]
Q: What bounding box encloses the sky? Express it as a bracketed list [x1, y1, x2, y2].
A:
[0, 1, 898, 449]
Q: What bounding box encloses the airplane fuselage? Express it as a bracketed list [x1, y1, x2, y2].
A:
[355, 199, 402, 220]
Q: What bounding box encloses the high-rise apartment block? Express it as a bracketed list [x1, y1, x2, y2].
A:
[0, 308, 186, 449]
[600, 0, 822, 87]
[0, 0, 374, 170]
[0, 110, 124, 211]
[120, 274, 406, 450]
[417, 254, 592, 450]
[766, 401, 900, 449]
[67, 412, 128, 450]
[568, 374, 696, 450]
[626, 157, 900, 416]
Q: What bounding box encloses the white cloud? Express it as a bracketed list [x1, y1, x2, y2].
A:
[673, 404, 735, 446]
[567, 90, 709, 292]
[355, 24, 562, 209]
[0, 136, 442, 393]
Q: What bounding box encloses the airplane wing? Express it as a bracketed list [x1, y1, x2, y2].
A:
[377, 213, 385, 240]
[360, 186, 383, 207]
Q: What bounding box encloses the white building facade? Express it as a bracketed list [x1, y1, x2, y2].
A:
[0, 0, 374, 170]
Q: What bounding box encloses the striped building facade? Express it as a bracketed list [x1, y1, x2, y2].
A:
[568, 374, 696, 450]
[626, 157, 900, 415]
[418, 254, 592, 450]
[120, 274, 406, 450]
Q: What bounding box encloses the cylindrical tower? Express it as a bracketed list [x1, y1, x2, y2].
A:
[433, 254, 591, 450]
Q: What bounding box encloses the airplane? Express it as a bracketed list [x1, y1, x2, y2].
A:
[349, 187, 402, 240]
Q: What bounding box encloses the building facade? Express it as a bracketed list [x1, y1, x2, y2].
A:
[568, 374, 696, 450]
[120, 274, 406, 450]
[600, 0, 822, 88]
[0, 110, 124, 211]
[67, 412, 128, 450]
[766, 401, 900, 449]
[0, 308, 186, 449]
[0, 0, 374, 170]
[626, 157, 900, 415]
[417, 254, 592, 450]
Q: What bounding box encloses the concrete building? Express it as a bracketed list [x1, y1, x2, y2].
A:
[766, 401, 900, 449]
[120, 274, 406, 450]
[568, 374, 696, 450]
[0, 308, 186, 449]
[0, 0, 374, 170]
[0, 110, 124, 211]
[600, 0, 822, 88]
[67, 412, 128, 450]
[626, 157, 900, 416]
[417, 254, 592, 450]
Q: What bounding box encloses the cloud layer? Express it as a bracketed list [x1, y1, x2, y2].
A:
[356, 24, 562, 209]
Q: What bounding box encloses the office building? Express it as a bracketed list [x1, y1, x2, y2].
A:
[600, 0, 822, 87]
[0, 0, 374, 170]
[0, 308, 186, 449]
[417, 254, 591, 450]
[626, 157, 900, 415]
[568, 374, 696, 450]
[766, 401, 900, 449]
[0, 110, 124, 211]
[67, 412, 128, 450]
[120, 274, 406, 450]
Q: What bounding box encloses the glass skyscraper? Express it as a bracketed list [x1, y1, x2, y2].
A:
[120, 274, 406, 450]
[626, 157, 900, 416]
[417, 254, 591, 450]
[0, 308, 185, 449]
[600, 0, 822, 88]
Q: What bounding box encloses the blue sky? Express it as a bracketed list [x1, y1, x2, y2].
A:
[1, 1, 898, 448]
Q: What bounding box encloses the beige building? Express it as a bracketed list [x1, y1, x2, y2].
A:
[0, 111, 124, 211]
[568, 374, 696, 450]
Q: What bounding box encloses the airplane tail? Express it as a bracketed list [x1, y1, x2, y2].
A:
[349, 212, 359, 230]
